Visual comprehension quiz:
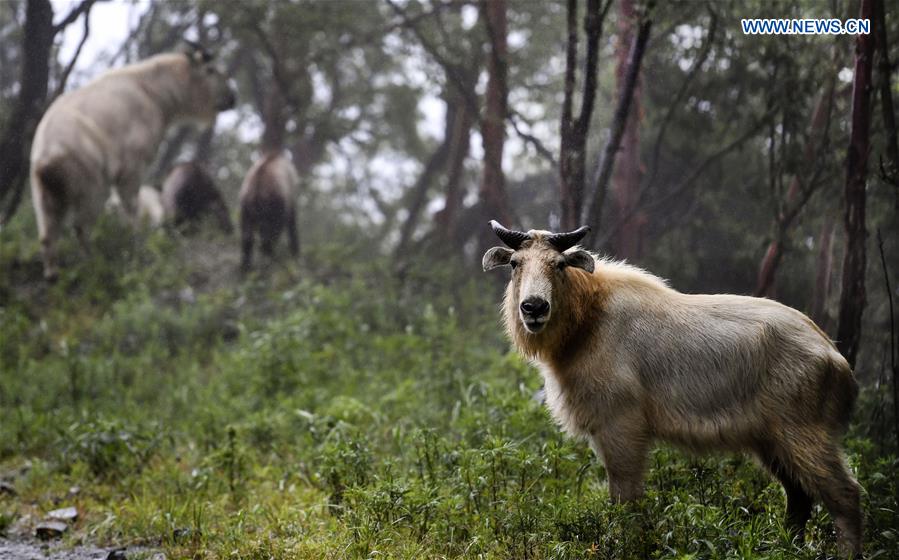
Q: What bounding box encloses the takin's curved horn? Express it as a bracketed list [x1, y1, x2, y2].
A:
[489, 220, 530, 250]
[546, 225, 591, 252]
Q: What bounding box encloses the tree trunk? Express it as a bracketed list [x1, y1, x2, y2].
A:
[261, 86, 287, 153]
[150, 125, 191, 183]
[610, 0, 644, 259]
[435, 90, 476, 244]
[836, 0, 875, 368]
[811, 218, 835, 330]
[478, 0, 513, 240]
[583, 3, 652, 245]
[0, 0, 54, 225]
[873, 0, 899, 208]
[754, 76, 835, 297]
[194, 124, 215, 165]
[559, 0, 605, 231]
[394, 101, 454, 257]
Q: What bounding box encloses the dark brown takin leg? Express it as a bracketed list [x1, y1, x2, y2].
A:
[810, 446, 863, 558]
[758, 446, 814, 540]
[779, 432, 863, 558]
[287, 205, 299, 257]
[240, 211, 254, 272]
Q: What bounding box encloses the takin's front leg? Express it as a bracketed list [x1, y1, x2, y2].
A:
[590, 415, 651, 503]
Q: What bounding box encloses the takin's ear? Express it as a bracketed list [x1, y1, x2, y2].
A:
[564, 249, 595, 273]
[181, 39, 213, 65]
[482, 247, 513, 271]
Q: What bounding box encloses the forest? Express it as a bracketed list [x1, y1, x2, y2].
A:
[0, 0, 897, 558]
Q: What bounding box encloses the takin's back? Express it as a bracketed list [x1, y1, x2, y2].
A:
[596, 266, 855, 449]
[32, 54, 191, 178]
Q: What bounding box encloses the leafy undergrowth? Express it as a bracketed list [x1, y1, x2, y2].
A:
[1, 219, 897, 559]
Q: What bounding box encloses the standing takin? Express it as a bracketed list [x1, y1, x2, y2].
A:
[238, 151, 299, 271]
[482, 221, 862, 557]
[29, 42, 235, 280]
[161, 161, 233, 234]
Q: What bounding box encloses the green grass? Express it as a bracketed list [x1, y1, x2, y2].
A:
[0, 218, 897, 559]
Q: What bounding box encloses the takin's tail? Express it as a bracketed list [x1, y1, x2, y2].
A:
[35, 160, 70, 207]
[0, 159, 67, 230]
[823, 353, 859, 433]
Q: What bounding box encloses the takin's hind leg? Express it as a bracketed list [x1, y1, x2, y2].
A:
[32, 181, 66, 281]
[756, 444, 814, 540]
[73, 200, 101, 257]
[815, 449, 862, 558]
[784, 432, 863, 558]
[240, 227, 254, 273]
[287, 205, 299, 257]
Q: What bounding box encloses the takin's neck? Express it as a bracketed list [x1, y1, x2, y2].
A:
[113, 54, 195, 124]
[505, 268, 607, 375]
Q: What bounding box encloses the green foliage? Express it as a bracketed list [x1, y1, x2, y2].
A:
[0, 228, 896, 559]
[55, 417, 166, 480]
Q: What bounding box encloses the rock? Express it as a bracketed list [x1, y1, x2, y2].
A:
[178, 287, 196, 304]
[105, 547, 128, 560]
[0, 481, 16, 496]
[68, 485, 81, 496]
[47, 506, 78, 522]
[34, 520, 68, 539]
[172, 527, 197, 541]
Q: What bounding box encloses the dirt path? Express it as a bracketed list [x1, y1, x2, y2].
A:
[0, 539, 158, 560]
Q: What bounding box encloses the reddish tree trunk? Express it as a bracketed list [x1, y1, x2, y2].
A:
[0, 0, 55, 224]
[610, 0, 645, 259]
[436, 95, 475, 243]
[479, 0, 513, 235]
[754, 78, 835, 297]
[836, 0, 875, 368]
[811, 219, 835, 330]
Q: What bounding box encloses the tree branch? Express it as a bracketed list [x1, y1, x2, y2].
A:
[386, 0, 481, 118]
[52, 0, 100, 33]
[509, 108, 558, 168]
[644, 8, 716, 198]
[596, 105, 778, 247]
[53, 3, 93, 98]
[583, 2, 654, 241]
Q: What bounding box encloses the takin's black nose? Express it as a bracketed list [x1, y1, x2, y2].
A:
[520, 297, 550, 318]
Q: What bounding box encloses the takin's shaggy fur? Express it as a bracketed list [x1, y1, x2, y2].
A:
[238, 151, 299, 271]
[483, 224, 862, 558]
[30, 46, 234, 279]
